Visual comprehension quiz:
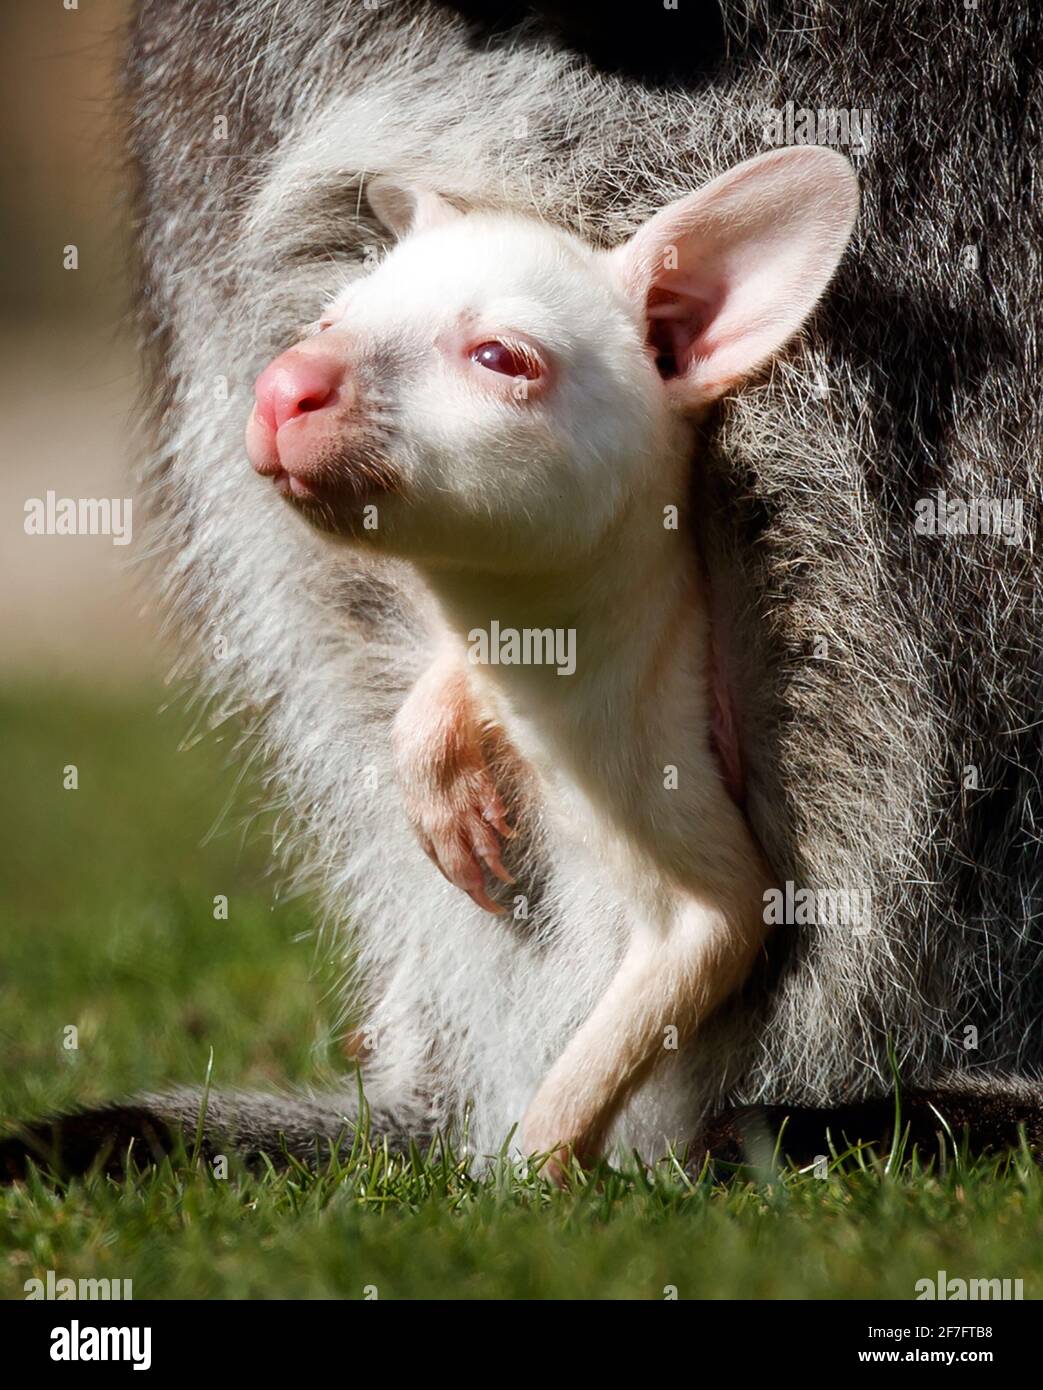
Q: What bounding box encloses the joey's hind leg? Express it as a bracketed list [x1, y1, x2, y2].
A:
[392, 649, 516, 914]
[522, 884, 769, 1178]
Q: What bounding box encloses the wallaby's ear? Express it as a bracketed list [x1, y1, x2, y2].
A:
[367, 178, 462, 239]
[607, 147, 858, 408]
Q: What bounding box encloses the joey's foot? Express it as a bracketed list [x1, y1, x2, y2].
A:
[521, 1100, 593, 1187]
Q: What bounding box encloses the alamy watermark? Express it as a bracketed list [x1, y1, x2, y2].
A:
[762, 101, 872, 153]
[24, 491, 133, 546]
[49, 1322, 151, 1371]
[25, 1270, 133, 1300]
[467, 621, 576, 676]
[915, 1270, 1023, 1301]
[914, 489, 1024, 547]
[763, 880, 872, 935]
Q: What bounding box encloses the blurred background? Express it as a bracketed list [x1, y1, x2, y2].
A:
[0, 1, 338, 1151]
[2, 0, 150, 687]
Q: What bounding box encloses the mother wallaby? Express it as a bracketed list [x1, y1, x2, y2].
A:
[4, 0, 1042, 1179]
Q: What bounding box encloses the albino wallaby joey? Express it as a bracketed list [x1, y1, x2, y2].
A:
[245, 147, 859, 1170]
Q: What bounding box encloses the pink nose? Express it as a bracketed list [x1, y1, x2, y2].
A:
[253, 349, 345, 431]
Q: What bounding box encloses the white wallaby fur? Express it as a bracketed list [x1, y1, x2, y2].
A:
[244, 149, 858, 1164]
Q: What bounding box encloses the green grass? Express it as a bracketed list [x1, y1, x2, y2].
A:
[2, 683, 1042, 1300]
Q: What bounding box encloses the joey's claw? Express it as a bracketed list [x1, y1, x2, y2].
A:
[473, 823, 515, 888]
[479, 850, 515, 887]
[466, 883, 507, 915]
[418, 807, 514, 914]
[480, 787, 514, 841]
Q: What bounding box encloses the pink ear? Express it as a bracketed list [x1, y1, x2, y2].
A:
[607, 147, 858, 408]
[367, 179, 461, 239]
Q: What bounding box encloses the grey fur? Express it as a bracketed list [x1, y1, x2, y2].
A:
[15, 0, 1038, 1172]
[0, 1087, 423, 1180]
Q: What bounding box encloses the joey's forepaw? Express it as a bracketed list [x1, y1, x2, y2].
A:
[392, 660, 519, 914]
[408, 766, 515, 915]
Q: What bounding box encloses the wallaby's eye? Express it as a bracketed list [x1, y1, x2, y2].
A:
[470, 340, 543, 380]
